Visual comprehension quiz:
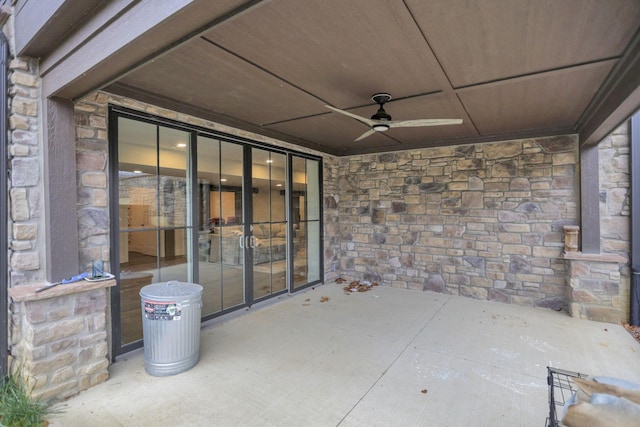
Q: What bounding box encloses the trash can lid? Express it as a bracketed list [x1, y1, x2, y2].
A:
[140, 281, 203, 301]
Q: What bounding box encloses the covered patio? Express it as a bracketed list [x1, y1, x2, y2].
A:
[3, 0, 640, 412]
[48, 284, 640, 426]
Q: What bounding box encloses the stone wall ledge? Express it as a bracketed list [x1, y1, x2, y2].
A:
[9, 279, 116, 302]
[562, 251, 628, 264]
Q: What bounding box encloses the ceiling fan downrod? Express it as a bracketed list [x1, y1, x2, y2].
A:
[371, 93, 392, 130]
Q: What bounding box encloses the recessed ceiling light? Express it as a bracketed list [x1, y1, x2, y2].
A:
[266, 159, 273, 163]
[176, 143, 187, 148]
[276, 184, 282, 187]
[220, 178, 227, 182]
[133, 170, 143, 174]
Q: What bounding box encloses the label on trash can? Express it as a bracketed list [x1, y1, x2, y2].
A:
[144, 300, 182, 320]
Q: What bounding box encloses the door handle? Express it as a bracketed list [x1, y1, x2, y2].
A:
[239, 235, 254, 249]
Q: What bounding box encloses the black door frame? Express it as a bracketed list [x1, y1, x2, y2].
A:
[108, 106, 323, 359]
[0, 32, 9, 378]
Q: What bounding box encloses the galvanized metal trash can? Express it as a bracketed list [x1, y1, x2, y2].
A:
[140, 281, 203, 376]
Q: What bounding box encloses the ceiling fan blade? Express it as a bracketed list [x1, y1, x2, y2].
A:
[325, 105, 375, 126]
[354, 129, 376, 141]
[389, 118, 463, 128]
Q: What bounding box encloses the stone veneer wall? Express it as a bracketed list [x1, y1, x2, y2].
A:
[7, 53, 43, 285]
[564, 123, 631, 323]
[4, 11, 114, 403]
[323, 156, 341, 280]
[599, 123, 631, 255]
[599, 123, 632, 317]
[337, 137, 580, 309]
[9, 285, 112, 401]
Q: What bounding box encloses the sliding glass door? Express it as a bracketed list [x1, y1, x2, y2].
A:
[116, 118, 194, 345]
[111, 108, 322, 353]
[251, 148, 287, 300]
[292, 156, 321, 289]
[197, 138, 246, 316]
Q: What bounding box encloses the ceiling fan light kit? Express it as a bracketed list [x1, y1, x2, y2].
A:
[325, 93, 463, 141]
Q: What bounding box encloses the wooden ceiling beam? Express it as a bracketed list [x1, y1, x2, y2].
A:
[39, 0, 265, 100]
[578, 28, 640, 146]
[14, 0, 106, 57]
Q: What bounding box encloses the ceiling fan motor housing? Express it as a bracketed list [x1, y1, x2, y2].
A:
[371, 108, 391, 122]
[371, 93, 392, 123]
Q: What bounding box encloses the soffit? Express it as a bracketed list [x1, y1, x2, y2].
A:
[27, 0, 640, 155]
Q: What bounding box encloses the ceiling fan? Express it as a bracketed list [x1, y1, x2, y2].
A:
[325, 93, 463, 141]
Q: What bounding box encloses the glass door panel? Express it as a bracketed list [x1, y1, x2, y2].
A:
[113, 110, 323, 355]
[292, 156, 321, 289]
[251, 149, 287, 300]
[158, 126, 191, 283]
[117, 118, 192, 346]
[197, 137, 245, 315]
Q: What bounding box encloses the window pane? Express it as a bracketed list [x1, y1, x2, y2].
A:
[158, 127, 190, 228]
[271, 153, 286, 222]
[220, 141, 243, 225]
[196, 136, 222, 316]
[292, 157, 306, 223]
[305, 159, 320, 221]
[292, 155, 322, 289]
[118, 118, 158, 231]
[117, 118, 194, 345]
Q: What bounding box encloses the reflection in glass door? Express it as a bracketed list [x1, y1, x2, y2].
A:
[197, 138, 245, 316]
[112, 108, 322, 354]
[251, 148, 287, 300]
[117, 118, 194, 345]
[292, 156, 321, 289]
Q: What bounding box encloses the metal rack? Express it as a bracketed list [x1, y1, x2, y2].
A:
[546, 366, 588, 427]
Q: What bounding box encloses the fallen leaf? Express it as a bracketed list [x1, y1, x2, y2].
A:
[320, 296, 330, 303]
[342, 280, 379, 293]
[421, 389, 428, 394]
[624, 323, 640, 344]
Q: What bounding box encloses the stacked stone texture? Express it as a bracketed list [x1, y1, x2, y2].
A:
[566, 122, 631, 322]
[75, 92, 110, 271]
[567, 259, 625, 322]
[599, 123, 631, 254]
[5, 52, 113, 401]
[323, 156, 341, 281]
[337, 137, 580, 309]
[8, 56, 42, 286]
[11, 289, 109, 400]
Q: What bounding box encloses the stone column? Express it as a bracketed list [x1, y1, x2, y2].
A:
[8, 280, 115, 402]
[564, 252, 628, 323]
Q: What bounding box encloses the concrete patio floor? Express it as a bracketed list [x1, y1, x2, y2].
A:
[48, 283, 640, 426]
